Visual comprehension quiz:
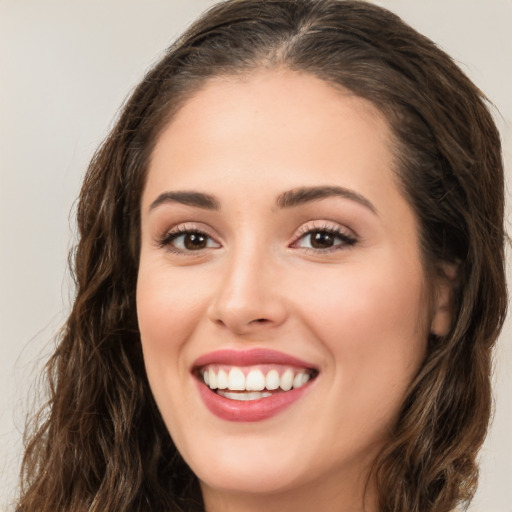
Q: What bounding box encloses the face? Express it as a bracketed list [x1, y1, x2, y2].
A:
[137, 70, 449, 510]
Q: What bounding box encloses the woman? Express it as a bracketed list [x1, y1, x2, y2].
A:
[17, 1, 507, 511]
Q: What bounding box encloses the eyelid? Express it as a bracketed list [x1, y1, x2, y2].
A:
[157, 223, 222, 253]
[293, 220, 356, 239]
[290, 221, 358, 251]
[156, 220, 357, 255]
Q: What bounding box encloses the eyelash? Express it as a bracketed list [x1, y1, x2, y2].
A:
[158, 226, 219, 255]
[158, 224, 357, 255]
[292, 224, 357, 253]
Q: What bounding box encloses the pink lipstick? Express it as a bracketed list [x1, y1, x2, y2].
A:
[192, 348, 317, 422]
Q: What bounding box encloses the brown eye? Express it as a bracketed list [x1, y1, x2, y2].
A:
[162, 229, 221, 253]
[310, 231, 336, 249]
[294, 228, 357, 251]
[183, 232, 208, 250]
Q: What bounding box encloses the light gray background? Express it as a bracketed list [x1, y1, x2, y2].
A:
[1, 1, 510, 510]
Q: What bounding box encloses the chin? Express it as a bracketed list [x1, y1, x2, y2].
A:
[199, 466, 293, 496]
[184, 438, 294, 491]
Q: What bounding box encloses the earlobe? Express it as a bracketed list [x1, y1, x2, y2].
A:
[430, 264, 458, 337]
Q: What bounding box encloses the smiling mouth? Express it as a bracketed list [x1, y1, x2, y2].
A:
[197, 365, 318, 401]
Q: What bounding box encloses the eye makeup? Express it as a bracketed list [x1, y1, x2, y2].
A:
[156, 220, 358, 257]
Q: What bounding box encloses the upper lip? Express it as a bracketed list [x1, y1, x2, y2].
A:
[191, 348, 318, 371]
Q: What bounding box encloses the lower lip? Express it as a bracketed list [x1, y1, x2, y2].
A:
[195, 379, 313, 422]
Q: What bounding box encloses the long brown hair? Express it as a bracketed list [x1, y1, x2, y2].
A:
[18, 1, 506, 511]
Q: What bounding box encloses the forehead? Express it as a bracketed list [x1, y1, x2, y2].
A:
[144, 69, 397, 203]
[160, 70, 390, 149]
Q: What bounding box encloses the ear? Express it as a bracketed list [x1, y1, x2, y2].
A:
[430, 263, 458, 337]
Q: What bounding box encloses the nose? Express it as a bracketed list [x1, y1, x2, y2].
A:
[207, 246, 288, 336]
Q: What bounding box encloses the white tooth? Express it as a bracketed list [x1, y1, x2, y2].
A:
[203, 370, 210, 386]
[265, 369, 280, 390]
[217, 368, 228, 389]
[218, 390, 272, 401]
[228, 367, 246, 390]
[234, 392, 252, 401]
[280, 368, 294, 391]
[248, 391, 272, 400]
[208, 367, 217, 389]
[246, 369, 265, 391]
[292, 372, 311, 389]
[293, 372, 304, 389]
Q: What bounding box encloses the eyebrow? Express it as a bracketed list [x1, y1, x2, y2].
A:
[276, 186, 377, 214]
[148, 185, 377, 214]
[149, 191, 220, 211]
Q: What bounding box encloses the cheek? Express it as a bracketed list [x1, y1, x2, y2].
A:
[137, 262, 204, 341]
[301, 261, 427, 334]
[136, 262, 212, 436]
[136, 261, 208, 393]
[296, 254, 429, 400]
